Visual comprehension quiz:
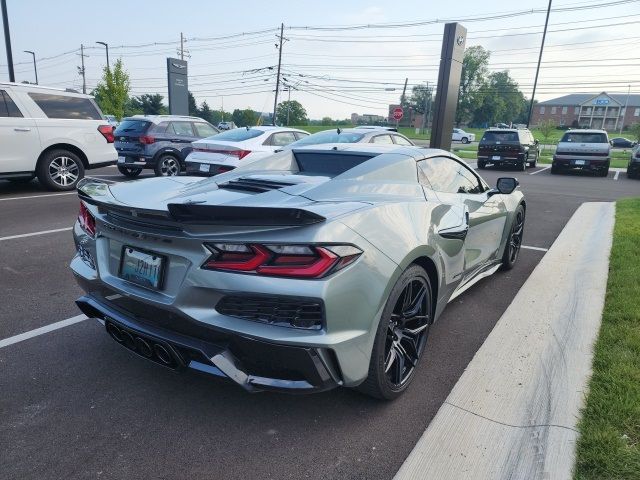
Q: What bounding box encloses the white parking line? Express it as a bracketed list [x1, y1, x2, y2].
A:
[0, 192, 76, 202]
[521, 245, 549, 252]
[529, 166, 551, 175]
[0, 315, 87, 349]
[0, 227, 73, 242]
[613, 170, 620, 181]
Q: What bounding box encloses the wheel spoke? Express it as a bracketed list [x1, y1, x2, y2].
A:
[393, 345, 406, 383]
[384, 347, 397, 373]
[400, 337, 420, 366]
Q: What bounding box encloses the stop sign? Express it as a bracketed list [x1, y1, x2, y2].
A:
[392, 107, 404, 121]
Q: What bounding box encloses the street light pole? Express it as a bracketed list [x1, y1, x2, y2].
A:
[23, 50, 37, 84]
[1, 0, 15, 82]
[96, 41, 109, 70]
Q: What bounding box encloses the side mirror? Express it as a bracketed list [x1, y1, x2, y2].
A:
[534, 139, 539, 145]
[496, 177, 519, 194]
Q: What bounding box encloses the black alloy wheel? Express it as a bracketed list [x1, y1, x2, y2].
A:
[357, 264, 432, 400]
[384, 278, 431, 387]
[501, 205, 525, 270]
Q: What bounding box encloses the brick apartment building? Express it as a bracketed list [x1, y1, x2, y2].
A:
[530, 92, 640, 131]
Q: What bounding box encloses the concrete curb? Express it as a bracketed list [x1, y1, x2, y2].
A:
[394, 202, 615, 480]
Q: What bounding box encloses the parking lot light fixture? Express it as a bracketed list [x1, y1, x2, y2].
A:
[96, 41, 109, 70]
[23, 50, 37, 84]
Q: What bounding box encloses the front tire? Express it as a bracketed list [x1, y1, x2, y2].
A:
[500, 205, 525, 271]
[357, 265, 432, 400]
[36, 149, 85, 191]
[154, 154, 181, 177]
[117, 165, 142, 178]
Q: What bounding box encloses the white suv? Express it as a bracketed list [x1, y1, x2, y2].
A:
[0, 82, 117, 190]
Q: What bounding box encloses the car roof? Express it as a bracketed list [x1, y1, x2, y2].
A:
[564, 128, 607, 133]
[247, 125, 309, 133]
[0, 81, 94, 98]
[291, 143, 450, 160]
[126, 114, 210, 124]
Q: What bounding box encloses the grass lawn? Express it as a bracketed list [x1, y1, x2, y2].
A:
[574, 198, 640, 480]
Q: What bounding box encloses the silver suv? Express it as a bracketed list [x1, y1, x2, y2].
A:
[552, 129, 610, 177]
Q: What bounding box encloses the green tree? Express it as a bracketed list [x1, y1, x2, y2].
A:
[128, 94, 167, 115]
[472, 71, 526, 126]
[321, 117, 333, 126]
[538, 119, 557, 151]
[198, 100, 214, 123]
[627, 123, 640, 142]
[93, 59, 130, 120]
[457, 46, 491, 125]
[276, 100, 308, 126]
[231, 108, 258, 127]
[188, 91, 199, 116]
[409, 83, 433, 115]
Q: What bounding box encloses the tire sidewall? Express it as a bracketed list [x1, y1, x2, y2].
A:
[37, 149, 85, 191]
[501, 204, 525, 270]
[366, 265, 432, 400]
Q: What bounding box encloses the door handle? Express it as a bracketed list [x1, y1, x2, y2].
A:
[14, 128, 31, 132]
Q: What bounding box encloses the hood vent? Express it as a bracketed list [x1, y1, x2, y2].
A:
[218, 177, 297, 193]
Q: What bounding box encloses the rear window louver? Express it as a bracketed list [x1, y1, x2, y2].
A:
[218, 177, 297, 193]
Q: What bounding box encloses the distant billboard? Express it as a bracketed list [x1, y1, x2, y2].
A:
[167, 58, 188, 115]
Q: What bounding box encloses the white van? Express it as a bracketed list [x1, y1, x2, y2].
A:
[0, 82, 117, 190]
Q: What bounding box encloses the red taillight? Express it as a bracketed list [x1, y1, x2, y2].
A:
[193, 148, 251, 159]
[78, 202, 96, 237]
[202, 244, 361, 278]
[139, 135, 155, 144]
[97, 125, 115, 143]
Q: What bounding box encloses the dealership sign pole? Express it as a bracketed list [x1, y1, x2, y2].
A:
[167, 57, 189, 116]
[1, 0, 15, 82]
[429, 22, 466, 152]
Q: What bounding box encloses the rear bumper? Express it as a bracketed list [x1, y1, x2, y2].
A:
[116, 153, 154, 169]
[552, 155, 609, 170]
[477, 152, 524, 166]
[627, 161, 640, 175]
[76, 295, 340, 393]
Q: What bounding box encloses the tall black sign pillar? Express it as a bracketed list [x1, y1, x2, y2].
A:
[167, 58, 188, 116]
[429, 23, 466, 151]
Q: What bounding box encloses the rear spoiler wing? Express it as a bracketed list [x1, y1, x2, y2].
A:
[77, 178, 325, 227]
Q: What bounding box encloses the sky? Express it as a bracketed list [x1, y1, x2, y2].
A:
[1, 0, 639, 119]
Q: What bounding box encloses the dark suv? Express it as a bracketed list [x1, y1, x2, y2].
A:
[477, 128, 539, 171]
[114, 115, 219, 177]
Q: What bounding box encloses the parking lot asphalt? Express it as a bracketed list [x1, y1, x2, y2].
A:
[0, 165, 638, 480]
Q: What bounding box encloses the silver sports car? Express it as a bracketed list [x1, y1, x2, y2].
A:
[71, 145, 525, 399]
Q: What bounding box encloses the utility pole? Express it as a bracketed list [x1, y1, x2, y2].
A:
[422, 82, 432, 134]
[96, 41, 109, 70]
[1, 0, 15, 82]
[527, 0, 552, 127]
[180, 32, 184, 60]
[24, 50, 37, 84]
[221, 96, 224, 121]
[619, 84, 630, 134]
[272, 23, 284, 125]
[396, 77, 408, 128]
[78, 44, 87, 94]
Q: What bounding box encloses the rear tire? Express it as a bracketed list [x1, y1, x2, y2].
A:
[356, 265, 433, 400]
[477, 160, 486, 169]
[462, 137, 469, 144]
[154, 154, 181, 177]
[551, 164, 559, 175]
[519, 160, 527, 171]
[599, 165, 610, 177]
[36, 149, 85, 191]
[500, 204, 525, 271]
[117, 165, 143, 178]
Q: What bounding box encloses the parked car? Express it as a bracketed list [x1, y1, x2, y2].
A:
[114, 115, 219, 177]
[218, 121, 236, 130]
[495, 123, 510, 129]
[627, 145, 640, 179]
[477, 128, 539, 171]
[72, 144, 525, 399]
[552, 129, 610, 176]
[609, 137, 636, 148]
[354, 126, 398, 132]
[104, 115, 119, 128]
[0, 82, 116, 190]
[185, 126, 308, 176]
[284, 128, 415, 149]
[452, 128, 475, 144]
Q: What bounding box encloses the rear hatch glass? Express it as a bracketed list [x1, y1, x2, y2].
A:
[480, 131, 519, 143]
[560, 132, 608, 143]
[203, 128, 263, 142]
[115, 120, 151, 136]
[294, 151, 374, 176]
[291, 131, 365, 147]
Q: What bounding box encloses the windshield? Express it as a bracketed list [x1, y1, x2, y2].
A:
[481, 131, 519, 142]
[115, 120, 150, 134]
[203, 128, 264, 142]
[290, 130, 365, 147]
[560, 132, 608, 143]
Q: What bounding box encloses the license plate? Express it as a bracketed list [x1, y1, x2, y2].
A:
[119, 247, 165, 289]
[574, 160, 586, 165]
[199, 163, 210, 173]
[492, 155, 500, 160]
[118, 156, 126, 164]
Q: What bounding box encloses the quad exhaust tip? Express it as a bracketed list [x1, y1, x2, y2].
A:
[105, 321, 177, 369]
